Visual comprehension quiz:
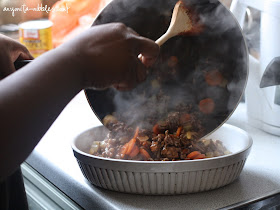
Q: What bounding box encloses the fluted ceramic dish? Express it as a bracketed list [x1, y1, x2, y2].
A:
[72, 124, 252, 195]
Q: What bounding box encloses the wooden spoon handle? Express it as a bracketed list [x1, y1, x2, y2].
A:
[155, 32, 175, 46]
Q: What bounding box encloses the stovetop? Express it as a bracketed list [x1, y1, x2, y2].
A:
[222, 191, 280, 210]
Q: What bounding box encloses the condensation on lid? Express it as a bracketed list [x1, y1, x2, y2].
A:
[19, 20, 53, 30]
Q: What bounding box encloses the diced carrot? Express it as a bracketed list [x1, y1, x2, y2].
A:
[139, 148, 151, 159]
[133, 127, 140, 139]
[120, 143, 128, 158]
[193, 154, 206, 159]
[129, 145, 140, 158]
[176, 126, 183, 137]
[153, 124, 160, 134]
[187, 151, 201, 159]
[205, 69, 224, 86]
[199, 98, 215, 114]
[126, 138, 136, 155]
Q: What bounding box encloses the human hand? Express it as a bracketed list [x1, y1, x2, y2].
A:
[56, 23, 159, 90]
[0, 34, 33, 79]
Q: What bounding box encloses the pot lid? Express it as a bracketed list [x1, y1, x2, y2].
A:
[85, 0, 248, 139]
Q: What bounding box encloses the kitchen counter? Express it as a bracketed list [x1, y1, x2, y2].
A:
[25, 91, 280, 210]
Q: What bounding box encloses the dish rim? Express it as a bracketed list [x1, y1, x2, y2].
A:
[72, 123, 253, 165]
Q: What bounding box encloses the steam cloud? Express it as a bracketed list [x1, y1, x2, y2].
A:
[90, 0, 248, 135]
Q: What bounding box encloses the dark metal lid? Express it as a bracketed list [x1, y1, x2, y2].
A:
[85, 0, 248, 139]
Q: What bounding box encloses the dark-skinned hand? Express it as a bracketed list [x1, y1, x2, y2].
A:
[56, 23, 159, 90]
[0, 34, 33, 79]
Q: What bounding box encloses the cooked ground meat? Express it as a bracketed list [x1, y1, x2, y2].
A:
[161, 146, 180, 159]
[89, 115, 231, 161]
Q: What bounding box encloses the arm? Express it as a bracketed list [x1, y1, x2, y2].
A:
[0, 23, 159, 179]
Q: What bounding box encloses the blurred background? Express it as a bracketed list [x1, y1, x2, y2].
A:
[0, 0, 111, 48]
[0, 0, 260, 59]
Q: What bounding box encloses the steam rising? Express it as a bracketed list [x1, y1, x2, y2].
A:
[89, 0, 248, 135]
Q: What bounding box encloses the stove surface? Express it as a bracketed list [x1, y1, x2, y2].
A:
[222, 191, 280, 210]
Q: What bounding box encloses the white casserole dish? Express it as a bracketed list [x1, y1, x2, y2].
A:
[72, 123, 252, 195]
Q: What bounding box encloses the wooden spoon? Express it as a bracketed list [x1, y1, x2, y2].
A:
[156, 0, 202, 46]
[139, 1, 202, 65]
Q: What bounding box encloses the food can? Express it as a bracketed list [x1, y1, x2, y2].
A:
[19, 20, 53, 58]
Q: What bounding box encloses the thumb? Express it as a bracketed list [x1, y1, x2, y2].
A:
[114, 58, 148, 91]
[16, 45, 34, 61]
[134, 36, 159, 66]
